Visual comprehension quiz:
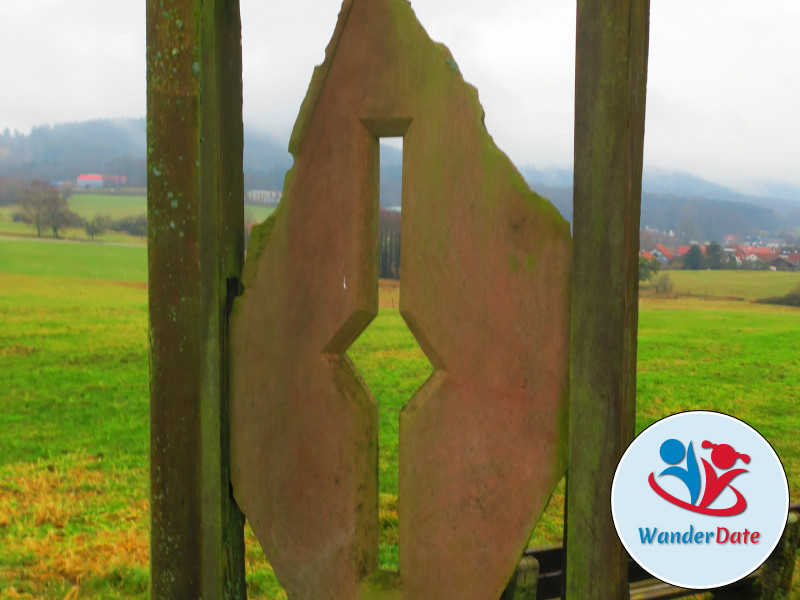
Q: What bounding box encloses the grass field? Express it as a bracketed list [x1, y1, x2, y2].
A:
[0, 239, 147, 281]
[68, 194, 150, 221]
[654, 269, 800, 300]
[349, 309, 434, 568]
[0, 202, 146, 246]
[66, 193, 276, 225]
[0, 273, 150, 598]
[2, 241, 800, 597]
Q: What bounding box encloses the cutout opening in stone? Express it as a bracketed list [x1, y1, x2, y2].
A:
[348, 294, 434, 571]
[347, 137, 434, 571]
[379, 137, 403, 282]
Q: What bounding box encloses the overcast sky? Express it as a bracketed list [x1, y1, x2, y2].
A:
[1, 1, 798, 189]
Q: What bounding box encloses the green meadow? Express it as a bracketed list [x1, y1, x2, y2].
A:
[0, 192, 274, 244]
[0, 239, 147, 280]
[1, 240, 800, 597]
[69, 194, 150, 221]
[661, 269, 800, 300]
[68, 193, 275, 224]
[0, 193, 148, 243]
[0, 272, 150, 597]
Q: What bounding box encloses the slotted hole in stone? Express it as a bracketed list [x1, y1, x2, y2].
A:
[348, 137, 434, 571]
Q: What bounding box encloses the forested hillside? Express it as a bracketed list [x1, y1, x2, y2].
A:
[0, 120, 147, 186]
[529, 183, 787, 241]
[2, 118, 798, 240]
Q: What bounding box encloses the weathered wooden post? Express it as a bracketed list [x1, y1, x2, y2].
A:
[146, 0, 246, 596]
[567, 0, 650, 598]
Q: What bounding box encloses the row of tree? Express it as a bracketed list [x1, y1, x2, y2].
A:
[14, 181, 78, 238]
[379, 210, 401, 280]
[682, 243, 720, 270]
[13, 180, 147, 240]
[680, 241, 768, 270]
[84, 214, 147, 240]
[639, 255, 661, 281]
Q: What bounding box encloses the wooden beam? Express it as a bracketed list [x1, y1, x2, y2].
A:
[146, 0, 246, 596]
[567, 1, 650, 599]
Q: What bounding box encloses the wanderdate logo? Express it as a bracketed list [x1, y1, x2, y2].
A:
[612, 411, 788, 589]
[649, 438, 750, 516]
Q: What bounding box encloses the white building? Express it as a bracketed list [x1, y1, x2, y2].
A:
[246, 189, 281, 206]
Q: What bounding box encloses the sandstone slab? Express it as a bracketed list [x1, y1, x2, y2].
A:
[229, 1, 571, 597]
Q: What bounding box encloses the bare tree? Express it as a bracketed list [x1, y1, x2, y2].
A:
[18, 180, 57, 237]
[45, 193, 81, 238]
[379, 209, 402, 279]
[85, 214, 110, 240]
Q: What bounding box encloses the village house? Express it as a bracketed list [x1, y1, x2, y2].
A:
[649, 244, 675, 265]
[76, 174, 127, 188]
[770, 255, 800, 272]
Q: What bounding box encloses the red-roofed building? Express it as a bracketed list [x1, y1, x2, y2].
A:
[739, 247, 778, 264]
[752, 247, 779, 261]
[76, 174, 127, 189]
[722, 247, 744, 266]
[736, 246, 778, 266]
[770, 257, 800, 272]
[650, 244, 675, 264]
[677, 245, 707, 256]
[77, 174, 103, 188]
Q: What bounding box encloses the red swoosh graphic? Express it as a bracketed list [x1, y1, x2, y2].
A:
[648, 472, 747, 516]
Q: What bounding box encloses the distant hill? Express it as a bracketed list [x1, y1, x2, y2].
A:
[642, 168, 747, 202]
[0, 118, 294, 193]
[379, 144, 402, 208]
[0, 119, 148, 186]
[528, 183, 788, 242]
[2, 118, 798, 239]
[523, 165, 800, 241]
[0, 119, 402, 206]
[242, 130, 293, 192]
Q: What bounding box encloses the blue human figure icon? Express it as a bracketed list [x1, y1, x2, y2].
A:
[658, 438, 701, 505]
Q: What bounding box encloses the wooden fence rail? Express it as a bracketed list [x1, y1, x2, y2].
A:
[522, 503, 800, 600]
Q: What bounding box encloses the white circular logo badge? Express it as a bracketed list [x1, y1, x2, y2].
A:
[611, 411, 789, 589]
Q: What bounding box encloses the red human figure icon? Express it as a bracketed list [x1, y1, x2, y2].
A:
[698, 441, 750, 511]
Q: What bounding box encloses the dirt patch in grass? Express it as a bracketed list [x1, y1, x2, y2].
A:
[0, 345, 37, 357]
[104, 280, 148, 291]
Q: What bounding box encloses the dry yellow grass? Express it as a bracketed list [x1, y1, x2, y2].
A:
[378, 278, 400, 309]
[0, 457, 148, 593]
[0, 456, 286, 598]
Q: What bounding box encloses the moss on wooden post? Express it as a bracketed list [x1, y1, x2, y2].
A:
[755, 511, 800, 600]
[567, 1, 650, 599]
[146, 0, 246, 596]
[500, 556, 539, 600]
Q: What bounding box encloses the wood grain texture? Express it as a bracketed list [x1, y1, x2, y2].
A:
[146, 0, 246, 596]
[567, 1, 650, 598]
